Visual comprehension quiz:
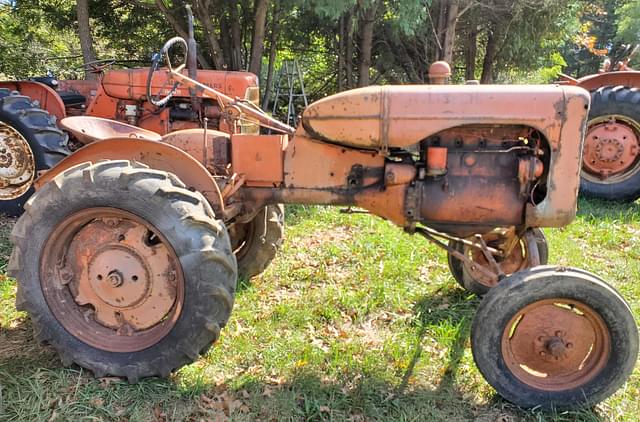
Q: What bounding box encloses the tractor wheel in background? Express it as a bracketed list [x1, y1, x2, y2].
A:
[9, 160, 237, 381]
[0, 88, 68, 216]
[228, 204, 284, 280]
[447, 228, 548, 295]
[471, 266, 638, 410]
[580, 86, 640, 201]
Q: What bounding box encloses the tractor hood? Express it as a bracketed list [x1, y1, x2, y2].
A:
[302, 84, 589, 151]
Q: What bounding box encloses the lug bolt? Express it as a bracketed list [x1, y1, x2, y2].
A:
[107, 270, 124, 287]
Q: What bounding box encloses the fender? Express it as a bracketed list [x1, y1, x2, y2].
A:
[35, 138, 223, 212]
[571, 71, 640, 92]
[0, 81, 66, 121]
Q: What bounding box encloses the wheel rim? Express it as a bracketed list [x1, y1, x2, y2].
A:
[41, 208, 184, 353]
[0, 121, 36, 200]
[582, 115, 640, 183]
[462, 232, 529, 288]
[501, 298, 611, 391]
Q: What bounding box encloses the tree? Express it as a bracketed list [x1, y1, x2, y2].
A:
[76, 0, 96, 79]
[249, 0, 269, 75]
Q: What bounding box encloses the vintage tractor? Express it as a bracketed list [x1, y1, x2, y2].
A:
[6, 29, 639, 410]
[559, 44, 640, 201]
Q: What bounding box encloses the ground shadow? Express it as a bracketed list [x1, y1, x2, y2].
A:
[0, 286, 608, 422]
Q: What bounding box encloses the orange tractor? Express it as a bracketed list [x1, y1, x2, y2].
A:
[559, 44, 640, 200]
[4, 17, 639, 410]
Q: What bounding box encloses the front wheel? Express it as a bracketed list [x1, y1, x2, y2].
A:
[9, 160, 237, 381]
[471, 266, 638, 410]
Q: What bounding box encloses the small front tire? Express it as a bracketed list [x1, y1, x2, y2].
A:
[471, 266, 638, 410]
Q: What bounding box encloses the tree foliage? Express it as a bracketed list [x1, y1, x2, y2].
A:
[1, 0, 639, 101]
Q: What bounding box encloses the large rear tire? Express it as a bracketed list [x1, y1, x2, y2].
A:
[0, 88, 68, 216]
[580, 86, 640, 201]
[9, 160, 237, 381]
[472, 266, 638, 410]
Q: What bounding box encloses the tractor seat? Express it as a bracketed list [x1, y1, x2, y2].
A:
[59, 116, 162, 145]
[58, 91, 87, 107]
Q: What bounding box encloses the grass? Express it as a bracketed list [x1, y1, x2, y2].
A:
[1, 198, 639, 421]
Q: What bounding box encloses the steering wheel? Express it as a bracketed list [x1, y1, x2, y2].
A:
[146, 37, 188, 107]
[75, 58, 116, 74]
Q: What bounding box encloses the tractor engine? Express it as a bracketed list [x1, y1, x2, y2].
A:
[412, 125, 547, 236]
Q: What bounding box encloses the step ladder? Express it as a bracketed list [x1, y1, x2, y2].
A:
[271, 60, 308, 127]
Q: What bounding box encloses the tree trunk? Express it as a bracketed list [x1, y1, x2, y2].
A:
[337, 14, 345, 92]
[194, 0, 226, 69]
[344, 9, 354, 88]
[357, 0, 378, 87]
[261, 2, 281, 109]
[249, 0, 268, 76]
[76, 0, 97, 80]
[155, 0, 211, 68]
[464, 26, 477, 81]
[441, 0, 459, 65]
[480, 27, 497, 84]
[228, 0, 243, 70]
[435, 0, 446, 60]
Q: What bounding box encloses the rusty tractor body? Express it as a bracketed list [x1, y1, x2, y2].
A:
[558, 46, 640, 200]
[7, 23, 639, 411]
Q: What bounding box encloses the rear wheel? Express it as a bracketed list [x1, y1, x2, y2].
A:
[0, 88, 68, 215]
[580, 86, 640, 201]
[472, 266, 638, 410]
[229, 204, 284, 280]
[447, 228, 548, 295]
[9, 160, 237, 381]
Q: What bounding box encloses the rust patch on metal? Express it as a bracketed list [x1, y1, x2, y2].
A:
[40, 208, 184, 352]
[0, 121, 36, 200]
[501, 298, 610, 391]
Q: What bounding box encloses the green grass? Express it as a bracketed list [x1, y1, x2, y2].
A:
[1, 198, 640, 421]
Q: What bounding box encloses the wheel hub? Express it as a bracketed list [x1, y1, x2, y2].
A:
[0, 121, 36, 199]
[87, 246, 150, 310]
[41, 208, 184, 352]
[583, 119, 640, 179]
[501, 299, 610, 391]
[464, 230, 526, 288]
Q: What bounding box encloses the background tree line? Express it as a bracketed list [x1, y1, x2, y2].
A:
[1, 0, 640, 106]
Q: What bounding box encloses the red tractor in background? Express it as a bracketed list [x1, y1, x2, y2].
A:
[559, 44, 640, 201]
[0, 58, 260, 213]
[0, 30, 281, 282]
